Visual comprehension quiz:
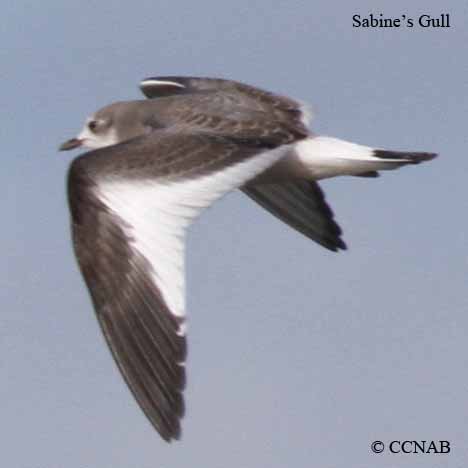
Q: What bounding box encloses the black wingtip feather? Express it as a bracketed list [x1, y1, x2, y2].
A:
[243, 182, 347, 253]
[373, 150, 438, 164]
[355, 171, 380, 178]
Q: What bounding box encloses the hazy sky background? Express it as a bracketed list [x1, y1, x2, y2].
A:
[2, 1, 467, 467]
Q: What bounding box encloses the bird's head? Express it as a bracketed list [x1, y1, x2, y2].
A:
[59, 101, 151, 151]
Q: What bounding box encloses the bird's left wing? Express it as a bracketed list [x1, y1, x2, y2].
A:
[67, 130, 288, 441]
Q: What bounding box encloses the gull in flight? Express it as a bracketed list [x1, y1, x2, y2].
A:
[59, 76, 437, 441]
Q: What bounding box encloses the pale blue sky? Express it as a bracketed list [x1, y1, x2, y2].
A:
[2, 1, 467, 467]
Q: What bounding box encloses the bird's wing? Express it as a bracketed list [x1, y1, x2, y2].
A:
[242, 181, 346, 252]
[67, 130, 288, 441]
[139, 76, 312, 128]
[140, 76, 301, 109]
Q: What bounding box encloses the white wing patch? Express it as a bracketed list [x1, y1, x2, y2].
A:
[98, 146, 288, 323]
[298, 101, 314, 127]
[140, 79, 186, 90]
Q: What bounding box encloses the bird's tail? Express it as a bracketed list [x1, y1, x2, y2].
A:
[294, 136, 437, 180]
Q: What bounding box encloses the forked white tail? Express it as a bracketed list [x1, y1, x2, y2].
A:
[292, 136, 436, 180]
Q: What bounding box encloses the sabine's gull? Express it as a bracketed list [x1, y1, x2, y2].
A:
[59, 76, 437, 441]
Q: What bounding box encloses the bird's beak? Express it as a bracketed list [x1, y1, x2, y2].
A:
[59, 138, 83, 151]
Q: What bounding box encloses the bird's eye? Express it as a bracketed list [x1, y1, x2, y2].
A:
[88, 121, 98, 132]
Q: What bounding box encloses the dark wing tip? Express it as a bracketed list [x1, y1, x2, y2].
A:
[373, 150, 438, 164]
[159, 420, 182, 442]
[354, 170, 380, 178]
[327, 238, 348, 252]
[243, 181, 347, 253]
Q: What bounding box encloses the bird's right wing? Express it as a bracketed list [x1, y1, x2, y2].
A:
[139, 76, 302, 111]
[67, 130, 288, 441]
[242, 181, 347, 252]
[139, 76, 311, 129]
